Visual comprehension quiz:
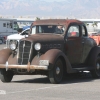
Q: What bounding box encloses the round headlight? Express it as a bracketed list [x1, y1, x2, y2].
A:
[34, 43, 41, 51]
[10, 43, 16, 50]
[9, 40, 18, 50]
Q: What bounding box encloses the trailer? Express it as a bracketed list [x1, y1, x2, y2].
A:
[0, 18, 19, 36]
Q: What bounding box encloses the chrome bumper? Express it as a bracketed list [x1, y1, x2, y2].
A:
[0, 62, 48, 72]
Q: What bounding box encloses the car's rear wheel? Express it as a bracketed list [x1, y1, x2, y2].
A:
[48, 58, 63, 84]
[0, 69, 14, 82]
[90, 57, 100, 78]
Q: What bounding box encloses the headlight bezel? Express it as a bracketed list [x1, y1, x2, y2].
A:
[34, 43, 41, 51]
[10, 43, 16, 50]
[9, 40, 18, 50]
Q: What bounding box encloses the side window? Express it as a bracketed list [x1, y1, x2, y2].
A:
[31, 26, 36, 34]
[82, 25, 87, 36]
[67, 25, 79, 37]
[10, 23, 12, 28]
[3, 23, 6, 27]
[13, 22, 19, 30]
[36, 26, 43, 33]
[39, 26, 42, 33]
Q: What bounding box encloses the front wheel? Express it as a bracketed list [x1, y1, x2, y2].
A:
[48, 59, 63, 84]
[0, 69, 14, 82]
[90, 57, 100, 78]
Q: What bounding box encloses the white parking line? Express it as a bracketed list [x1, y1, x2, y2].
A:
[7, 84, 65, 94]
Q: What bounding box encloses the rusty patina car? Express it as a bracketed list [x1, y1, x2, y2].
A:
[0, 19, 100, 84]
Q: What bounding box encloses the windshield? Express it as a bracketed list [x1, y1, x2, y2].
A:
[31, 25, 65, 34]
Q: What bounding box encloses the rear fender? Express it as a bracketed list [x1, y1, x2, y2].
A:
[87, 46, 100, 65]
[0, 48, 12, 64]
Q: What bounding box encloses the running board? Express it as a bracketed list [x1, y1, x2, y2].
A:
[73, 66, 93, 71]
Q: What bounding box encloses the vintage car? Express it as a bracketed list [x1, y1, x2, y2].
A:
[0, 19, 100, 84]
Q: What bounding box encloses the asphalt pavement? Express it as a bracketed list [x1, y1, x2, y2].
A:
[0, 44, 100, 100]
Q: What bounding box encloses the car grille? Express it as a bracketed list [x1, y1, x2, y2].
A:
[18, 40, 32, 65]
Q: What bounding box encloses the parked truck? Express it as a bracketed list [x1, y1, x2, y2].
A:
[0, 19, 100, 84]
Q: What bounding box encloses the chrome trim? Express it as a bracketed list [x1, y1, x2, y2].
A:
[28, 42, 33, 62]
[21, 41, 25, 65]
[17, 40, 32, 66]
[6, 61, 8, 71]
[17, 40, 20, 64]
[0, 64, 48, 70]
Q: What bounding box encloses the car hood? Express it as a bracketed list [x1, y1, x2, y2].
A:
[7, 34, 28, 40]
[22, 34, 64, 43]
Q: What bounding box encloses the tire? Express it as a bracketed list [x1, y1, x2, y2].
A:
[48, 58, 63, 84]
[0, 69, 13, 82]
[90, 57, 100, 78]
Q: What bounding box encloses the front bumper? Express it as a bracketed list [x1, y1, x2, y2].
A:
[0, 62, 48, 72]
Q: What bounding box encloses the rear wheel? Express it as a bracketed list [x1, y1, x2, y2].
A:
[48, 59, 63, 84]
[0, 69, 14, 82]
[90, 57, 100, 78]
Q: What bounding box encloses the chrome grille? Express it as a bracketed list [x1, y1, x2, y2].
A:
[18, 40, 32, 65]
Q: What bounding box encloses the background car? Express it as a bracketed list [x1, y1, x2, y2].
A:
[6, 28, 30, 48]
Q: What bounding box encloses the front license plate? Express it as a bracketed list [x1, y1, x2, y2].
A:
[39, 60, 49, 66]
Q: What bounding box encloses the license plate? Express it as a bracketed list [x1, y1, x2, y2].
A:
[39, 60, 49, 66]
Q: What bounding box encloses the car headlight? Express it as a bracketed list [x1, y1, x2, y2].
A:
[9, 40, 18, 50]
[34, 43, 41, 51]
[10, 43, 16, 50]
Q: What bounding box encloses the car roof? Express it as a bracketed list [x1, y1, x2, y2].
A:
[33, 19, 83, 25]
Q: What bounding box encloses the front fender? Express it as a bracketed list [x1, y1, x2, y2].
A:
[0, 48, 12, 64]
[31, 49, 75, 73]
[31, 49, 64, 66]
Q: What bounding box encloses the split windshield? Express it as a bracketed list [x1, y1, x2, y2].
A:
[31, 25, 65, 34]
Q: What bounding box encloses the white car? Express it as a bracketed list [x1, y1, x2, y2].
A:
[6, 28, 30, 48]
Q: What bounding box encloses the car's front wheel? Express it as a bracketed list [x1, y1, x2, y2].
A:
[0, 69, 14, 82]
[48, 58, 63, 84]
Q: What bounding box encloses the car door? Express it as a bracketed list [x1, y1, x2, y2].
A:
[65, 24, 84, 66]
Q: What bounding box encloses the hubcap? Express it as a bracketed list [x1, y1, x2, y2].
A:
[56, 67, 60, 75]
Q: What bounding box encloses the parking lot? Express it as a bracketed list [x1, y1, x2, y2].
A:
[0, 44, 100, 100]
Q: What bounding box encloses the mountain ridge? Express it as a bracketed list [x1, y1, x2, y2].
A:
[0, 0, 99, 18]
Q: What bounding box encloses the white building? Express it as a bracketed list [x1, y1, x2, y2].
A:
[79, 19, 100, 32]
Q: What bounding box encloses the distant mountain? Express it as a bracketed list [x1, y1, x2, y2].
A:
[0, 0, 100, 18]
